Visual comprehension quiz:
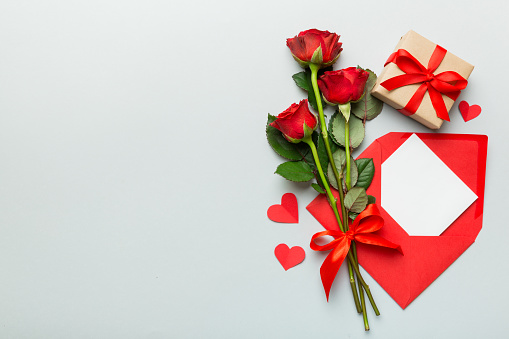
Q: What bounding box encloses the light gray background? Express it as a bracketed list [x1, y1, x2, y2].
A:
[0, 0, 506, 338]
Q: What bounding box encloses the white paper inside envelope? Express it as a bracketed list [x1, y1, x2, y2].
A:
[381, 134, 478, 236]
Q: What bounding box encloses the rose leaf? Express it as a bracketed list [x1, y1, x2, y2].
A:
[292, 69, 328, 111]
[275, 161, 315, 182]
[349, 212, 359, 221]
[355, 158, 375, 189]
[311, 183, 326, 194]
[327, 148, 358, 190]
[330, 112, 365, 149]
[344, 187, 368, 213]
[367, 195, 376, 205]
[351, 68, 383, 121]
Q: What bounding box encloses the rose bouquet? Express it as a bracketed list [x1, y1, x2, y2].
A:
[266, 29, 401, 331]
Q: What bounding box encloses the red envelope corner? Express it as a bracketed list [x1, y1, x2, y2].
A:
[307, 133, 488, 309]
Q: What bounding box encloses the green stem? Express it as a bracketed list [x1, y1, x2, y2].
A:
[304, 138, 361, 313]
[309, 66, 378, 323]
[345, 118, 351, 190]
[349, 263, 362, 314]
[360, 280, 369, 331]
[344, 119, 379, 317]
[310, 64, 350, 239]
[309, 64, 344, 197]
[309, 64, 362, 313]
[304, 138, 343, 232]
[347, 249, 380, 316]
[341, 188, 349, 231]
[310, 70, 350, 232]
[355, 243, 369, 330]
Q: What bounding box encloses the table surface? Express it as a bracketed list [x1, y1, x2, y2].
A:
[0, 0, 507, 337]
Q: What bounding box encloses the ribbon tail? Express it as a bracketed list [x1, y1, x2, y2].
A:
[320, 237, 350, 301]
[445, 91, 461, 101]
[401, 83, 428, 116]
[384, 51, 398, 66]
[428, 84, 450, 121]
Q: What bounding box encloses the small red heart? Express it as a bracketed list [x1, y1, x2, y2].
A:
[274, 244, 305, 270]
[459, 100, 482, 122]
[267, 193, 298, 223]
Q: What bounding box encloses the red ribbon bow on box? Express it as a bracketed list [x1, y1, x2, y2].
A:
[310, 204, 403, 301]
[380, 45, 468, 121]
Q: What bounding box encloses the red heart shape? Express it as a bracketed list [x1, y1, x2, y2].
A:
[267, 193, 298, 223]
[274, 244, 305, 270]
[459, 100, 482, 122]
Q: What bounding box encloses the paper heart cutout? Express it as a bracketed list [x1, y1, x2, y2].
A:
[267, 193, 298, 223]
[459, 100, 482, 122]
[274, 244, 305, 270]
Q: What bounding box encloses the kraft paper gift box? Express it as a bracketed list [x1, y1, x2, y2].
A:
[371, 30, 474, 129]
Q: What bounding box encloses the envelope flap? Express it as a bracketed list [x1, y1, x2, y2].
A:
[418, 134, 488, 223]
[307, 132, 488, 309]
[358, 234, 476, 309]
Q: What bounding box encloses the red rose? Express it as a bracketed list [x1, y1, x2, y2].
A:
[317, 67, 369, 105]
[270, 100, 318, 143]
[286, 29, 343, 68]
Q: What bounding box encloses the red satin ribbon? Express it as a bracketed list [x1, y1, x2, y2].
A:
[380, 46, 468, 121]
[310, 204, 403, 301]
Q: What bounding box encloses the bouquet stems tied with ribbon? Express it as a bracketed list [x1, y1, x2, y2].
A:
[266, 29, 402, 331]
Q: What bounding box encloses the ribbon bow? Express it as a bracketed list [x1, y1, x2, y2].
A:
[310, 204, 403, 301]
[380, 45, 468, 121]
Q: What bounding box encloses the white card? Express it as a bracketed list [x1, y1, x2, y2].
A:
[381, 134, 478, 236]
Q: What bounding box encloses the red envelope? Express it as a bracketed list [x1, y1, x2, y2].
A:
[307, 133, 488, 309]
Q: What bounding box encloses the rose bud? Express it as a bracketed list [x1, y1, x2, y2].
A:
[286, 29, 343, 68]
[270, 100, 318, 143]
[317, 67, 369, 105]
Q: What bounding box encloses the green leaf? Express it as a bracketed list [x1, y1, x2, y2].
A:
[367, 195, 376, 205]
[344, 187, 368, 213]
[292, 72, 311, 91]
[311, 183, 326, 194]
[349, 212, 359, 221]
[351, 68, 383, 121]
[316, 133, 329, 176]
[351, 196, 375, 219]
[292, 68, 331, 111]
[326, 148, 358, 190]
[266, 114, 310, 161]
[329, 112, 365, 149]
[355, 158, 375, 189]
[292, 70, 319, 110]
[327, 148, 345, 190]
[275, 161, 315, 182]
